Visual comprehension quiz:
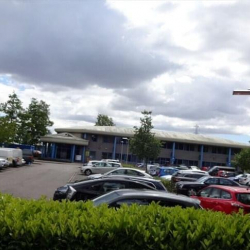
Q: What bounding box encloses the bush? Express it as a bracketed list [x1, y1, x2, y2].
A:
[1, 193, 250, 250]
[154, 177, 176, 193]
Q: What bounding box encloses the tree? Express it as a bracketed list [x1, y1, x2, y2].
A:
[24, 98, 54, 145]
[232, 148, 250, 172]
[95, 114, 115, 126]
[0, 117, 16, 144]
[129, 111, 162, 172]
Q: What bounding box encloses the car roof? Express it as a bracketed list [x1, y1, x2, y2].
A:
[105, 189, 200, 204]
[207, 185, 250, 193]
[100, 175, 160, 182]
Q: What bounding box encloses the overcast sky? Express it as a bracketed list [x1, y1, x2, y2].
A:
[1, 0, 250, 143]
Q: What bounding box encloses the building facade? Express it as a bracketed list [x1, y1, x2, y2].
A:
[40, 126, 249, 167]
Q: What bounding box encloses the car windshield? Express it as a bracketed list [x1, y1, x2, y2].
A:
[236, 193, 250, 205]
[92, 191, 120, 206]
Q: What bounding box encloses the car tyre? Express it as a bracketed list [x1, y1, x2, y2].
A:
[188, 189, 197, 196]
[85, 169, 92, 176]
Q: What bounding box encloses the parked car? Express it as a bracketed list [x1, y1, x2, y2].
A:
[0, 157, 9, 168]
[22, 149, 34, 164]
[100, 175, 167, 191]
[239, 174, 250, 185]
[158, 167, 179, 177]
[88, 167, 152, 180]
[0, 148, 23, 167]
[65, 178, 157, 201]
[228, 174, 244, 183]
[208, 166, 236, 176]
[81, 161, 122, 176]
[171, 170, 208, 184]
[192, 185, 250, 214]
[176, 176, 241, 196]
[147, 164, 158, 176]
[92, 189, 202, 209]
[53, 176, 167, 201]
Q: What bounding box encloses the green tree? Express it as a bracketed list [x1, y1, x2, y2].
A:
[95, 114, 115, 126]
[129, 111, 162, 172]
[0, 92, 23, 123]
[0, 116, 16, 144]
[232, 148, 250, 172]
[24, 98, 54, 145]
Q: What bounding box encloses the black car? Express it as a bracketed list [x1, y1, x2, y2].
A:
[22, 149, 34, 164]
[171, 170, 208, 184]
[53, 176, 167, 201]
[100, 175, 167, 191]
[65, 178, 161, 201]
[176, 176, 241, 196]
[92, 189, 202, 209]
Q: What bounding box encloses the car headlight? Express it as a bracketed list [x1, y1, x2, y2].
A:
[66, 186, 76, 200]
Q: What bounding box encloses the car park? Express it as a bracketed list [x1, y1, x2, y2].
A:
[171, 170, 208, 184]
[239, 174, 250, 185]
[176, 176, 241, 196]
[81, 161, 122, 176]
[88, 167, 152, 180]
[192, 185, 250, 214]
[92, 189, 202, 209]
[65, 178, 156, 201]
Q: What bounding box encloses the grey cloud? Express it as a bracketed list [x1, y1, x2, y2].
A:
[0, 1, 179, 89]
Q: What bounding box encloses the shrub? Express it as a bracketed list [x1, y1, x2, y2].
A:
[1, 193, 250, 250]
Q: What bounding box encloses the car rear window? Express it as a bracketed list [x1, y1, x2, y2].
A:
[236, 193, 250, 205]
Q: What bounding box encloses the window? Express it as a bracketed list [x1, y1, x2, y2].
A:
[167, 142, 173, 149]
[89, 151, 96, 160]
[204, 178, 219, 185]
[200, 188, 212, 197]
[236, 193, 250, 205]
[91, 134, 98, 142]
[209, 188, 221, 198]
[176, 143, 184, 150]
[102, 182, 125, 192]
[84, 183, 103, 191]
[219, 179, 234, 186]
[103, 136, 114, 143]
[109, 169, 125, 175]
[221, 190, 231, 199]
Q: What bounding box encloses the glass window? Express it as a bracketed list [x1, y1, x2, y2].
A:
[236, 193, 250, 205]
[219, 179, 234, 186]
[102, 182, 126, 192]
[200, 188, 212, 197]
[91, 134, 98, 142]
[221, 190, 231, 199]
[209, 188, 221, 198]
[204, 178, 219, 185]
[109, 169, 125, 175]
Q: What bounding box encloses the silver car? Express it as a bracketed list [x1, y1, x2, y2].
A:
[82, 161, 122, 176]
[88, 167, 153, 180]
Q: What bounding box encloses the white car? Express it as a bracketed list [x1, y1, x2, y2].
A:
[239, 174, 250, 185]
[81, 161, 122, 176]
[160, 175, 172, 181]
[0, 157, 9, 168]
[88, 167, 153, 180]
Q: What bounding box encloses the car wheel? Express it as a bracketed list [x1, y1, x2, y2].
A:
[85, 169, 92, 176]
[188, 189, 197, 196]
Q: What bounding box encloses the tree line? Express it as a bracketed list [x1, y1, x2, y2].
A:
[0, 92, 53, 145]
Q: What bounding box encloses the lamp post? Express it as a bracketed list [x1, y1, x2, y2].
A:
[120, 141, 124, 162]
[122, 137, 130, 164]
[233, 89, 250, 95]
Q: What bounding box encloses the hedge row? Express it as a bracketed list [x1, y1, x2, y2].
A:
[0, 193, 250, 250]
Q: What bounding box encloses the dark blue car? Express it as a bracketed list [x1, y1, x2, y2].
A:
[158, 167, 179, 177]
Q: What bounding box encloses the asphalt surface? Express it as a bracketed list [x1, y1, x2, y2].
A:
[0, 160, 81, 200]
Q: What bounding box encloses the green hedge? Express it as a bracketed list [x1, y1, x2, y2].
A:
[1, 193, 250, 250]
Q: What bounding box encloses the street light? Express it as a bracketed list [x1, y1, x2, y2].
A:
[120, 141, 124, 162]
[122, 137, 130, 164]
[233, 89, 250, 95]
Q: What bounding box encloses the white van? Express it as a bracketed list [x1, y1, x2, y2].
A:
[0, 148, 23, 167]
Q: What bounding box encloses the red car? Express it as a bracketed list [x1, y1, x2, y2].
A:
[192, 185, 250, 214]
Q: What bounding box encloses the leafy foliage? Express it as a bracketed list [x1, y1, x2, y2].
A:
[95, 114, 115, 126]
[0, 93, 53, 145]
[0, 193, 250, 249]
[232, 148, 250, 172]
[129, 111, 161, 170]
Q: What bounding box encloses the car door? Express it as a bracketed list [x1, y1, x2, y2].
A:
[204, 187, 221, 211]
[218, 190, 233, 214]
[196, 187, 213, 209]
